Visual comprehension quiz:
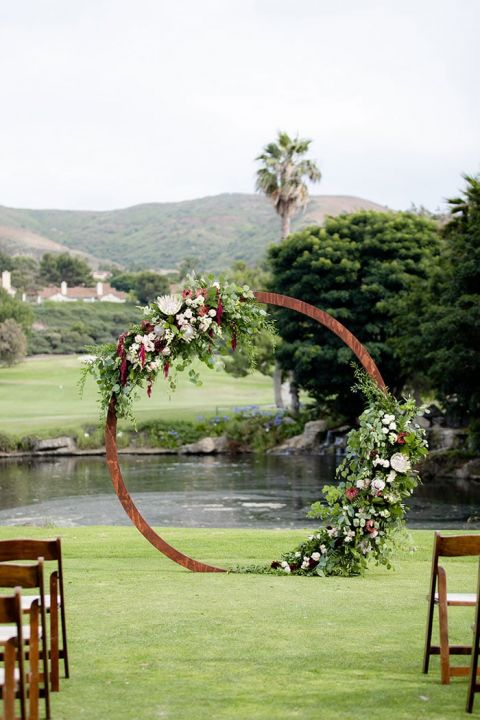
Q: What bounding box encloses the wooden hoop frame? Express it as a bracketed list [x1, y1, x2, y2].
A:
[105, 291, 386, 572]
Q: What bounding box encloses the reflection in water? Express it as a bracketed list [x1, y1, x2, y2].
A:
[0, 455, 479, 529]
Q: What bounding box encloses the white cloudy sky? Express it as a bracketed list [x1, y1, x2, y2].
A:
[1, 0, 478, 211]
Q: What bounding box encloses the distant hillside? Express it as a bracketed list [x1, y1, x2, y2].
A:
[0, 194, 387, 271]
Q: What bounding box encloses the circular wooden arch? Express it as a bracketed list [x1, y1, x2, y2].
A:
[105, 291, 386, 572]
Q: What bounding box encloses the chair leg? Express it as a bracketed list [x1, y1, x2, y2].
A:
[28, 604, 39, 720]
[438, 566, 451, 684]
[3, 640, 17, 720]
[50, 574, 60, 692]
[467, 563, 480, 713]
[60, 601, 69, 679]
[423, 593, 435, 674]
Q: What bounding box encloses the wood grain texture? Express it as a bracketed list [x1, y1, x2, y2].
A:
[105, 291, 386, 572]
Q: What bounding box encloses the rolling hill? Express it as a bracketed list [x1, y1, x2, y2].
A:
[0, 193, 387, 271]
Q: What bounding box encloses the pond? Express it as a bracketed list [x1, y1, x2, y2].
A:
[0, 455, 479, 529]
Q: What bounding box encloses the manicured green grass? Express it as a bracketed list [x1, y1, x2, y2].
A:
[0, 526, 478, 719]
[0, 355, 274, 435]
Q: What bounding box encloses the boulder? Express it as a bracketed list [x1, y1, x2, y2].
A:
[269, 419, 327, 454]
[178, 435, 229, 455]
[428, 426, 468, 451]
[33, 437, 77, 453]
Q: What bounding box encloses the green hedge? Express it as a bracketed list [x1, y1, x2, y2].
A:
[29, 301, 141, 354]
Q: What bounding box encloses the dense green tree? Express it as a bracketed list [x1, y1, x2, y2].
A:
[110, 271, 169, 303]
[398, 174, 480, 442]
[268, 211, 441, 418]
[0, 288, 33, 333]
[39, 252, 93, 287]
[0, 319, 27, 366]
[256, 131, 321, 239]
[222, 261, 276, 379]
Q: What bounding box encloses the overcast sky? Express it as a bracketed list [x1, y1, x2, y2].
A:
[1, 0, 478, 212]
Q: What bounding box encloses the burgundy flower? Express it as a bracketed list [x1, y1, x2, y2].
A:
[116, 331, 128, 357]
[147, 380, 153, 398]
[139, 344, 146, 368]
[163, 362, 170, 379]
[120, 355, 128, 386]
[141, 321, 154, 333]
[365, 519, 376, 534]
[231, 333, 237, 352]
[198, 305, 208, 316]
[182, 289, 193, 299]
[270, 561, 281, 569]
[396, 432, 408, 445]
[216, 296, 224, 325]
[345, 487, 359, 501]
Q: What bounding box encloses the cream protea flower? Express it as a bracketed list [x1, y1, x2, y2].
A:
[156, 294, 183, 316]
[390, 453, 412, 473]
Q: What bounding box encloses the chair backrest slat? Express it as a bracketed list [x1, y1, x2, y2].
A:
[0, 538, 59, 562]
[436, 533, 480, 558]
[0, 560, 43, 590]
[0, 594, 18, 624]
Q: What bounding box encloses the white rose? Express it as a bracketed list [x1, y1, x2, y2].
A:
[320, 544, 327, 554]
[389, 422, 397, 431]
[311, 552, 321, 561]
[208, 309, 217, 317]
[382, 427, 389, 434]
[356, 478, 365, 489]
[372, 478, 386, 492]
[386, 470, 397, 483]
[301, 560, 310, 569]
[161, 347, 171, 356]
[390, 453, 412, 473]
[184, 308, 193, 319]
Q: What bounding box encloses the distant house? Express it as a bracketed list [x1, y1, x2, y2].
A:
[37, 281, 127, 303]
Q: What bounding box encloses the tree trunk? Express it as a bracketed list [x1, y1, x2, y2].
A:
[273, 360, 284, 409]
[281, 213, 290, 239]
[289, 373, 300, 417]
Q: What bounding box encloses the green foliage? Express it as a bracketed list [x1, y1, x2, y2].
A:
[269, 371, 428, 576]
[268, 210, 441, 417]
[195, 406, 303, 452]
[0, 319, 27, 366]
[110, 270, 170, 304]
[28, 302, 141, 355]
[222, 261, 276, 379]
[39, 252, 93, 286]
[0, 254, 40, 293]
[0, 288, 33, 332]
[395, 174, 480, 444]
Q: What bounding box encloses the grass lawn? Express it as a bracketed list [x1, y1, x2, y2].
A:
[0, 526, 478, 719]
[0, 355, 275, 435]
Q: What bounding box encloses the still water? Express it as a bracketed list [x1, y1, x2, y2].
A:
[0, 455, 479, 529]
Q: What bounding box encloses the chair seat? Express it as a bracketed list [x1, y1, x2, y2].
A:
[0, 625, 41, 643]
[0, 666, 20, 684]
[434, 592, 477, 606]
[21, 594, 59, 613]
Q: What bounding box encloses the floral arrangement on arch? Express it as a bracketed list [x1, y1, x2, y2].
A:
[270, 370, 428, 576]
[81, 276, 274, 420]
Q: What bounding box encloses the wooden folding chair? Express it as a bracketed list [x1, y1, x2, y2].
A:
[0, 589, 26, 720]
[0, 563, 50, 720]
[0, 538, 69, 692]
[423, 531, 480, 684]
[466, 559, 480, 712]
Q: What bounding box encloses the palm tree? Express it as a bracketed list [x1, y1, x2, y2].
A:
[256, 132, 321, 411]
[256, 131, 321, 239]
